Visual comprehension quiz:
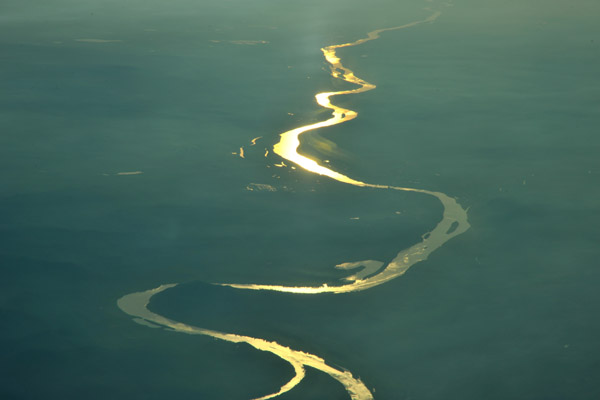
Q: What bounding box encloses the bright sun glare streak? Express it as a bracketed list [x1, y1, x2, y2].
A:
[272, 12, 441, 188]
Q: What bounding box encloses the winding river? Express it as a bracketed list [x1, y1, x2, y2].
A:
[118, 8, 469, 399]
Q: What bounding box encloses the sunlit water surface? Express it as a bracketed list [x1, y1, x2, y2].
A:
[1, 0, 599, 399]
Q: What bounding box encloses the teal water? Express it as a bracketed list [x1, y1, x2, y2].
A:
[1, 0, 599, 399]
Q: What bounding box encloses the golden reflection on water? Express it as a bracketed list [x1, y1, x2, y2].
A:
[225, 9, 469, 296]
[118, 9, 467, 400]
[118, 285, 373, 400]
[272, 11, 441, 188]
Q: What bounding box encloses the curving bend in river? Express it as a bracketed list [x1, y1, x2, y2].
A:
[118, 8, 469, 400]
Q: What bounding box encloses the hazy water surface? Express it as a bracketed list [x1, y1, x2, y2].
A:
[1, 0, 599, 399]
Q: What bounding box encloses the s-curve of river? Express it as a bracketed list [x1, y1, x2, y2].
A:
[118, 7, 469, 400]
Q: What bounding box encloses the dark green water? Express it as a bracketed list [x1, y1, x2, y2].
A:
[1, 0, 599, 399]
